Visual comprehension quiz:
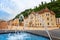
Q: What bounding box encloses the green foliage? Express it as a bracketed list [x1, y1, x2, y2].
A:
[14, 0, 60, 19]
[14, 9, 33, 19]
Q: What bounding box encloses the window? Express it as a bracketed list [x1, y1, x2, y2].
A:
[40, 23, 41, 25]
[47, 18, 49, 20]
[47, 23, 49, 25]
[46, 14, 49, 16]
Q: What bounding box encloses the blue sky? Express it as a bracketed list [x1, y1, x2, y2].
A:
[0, 0, 50, 21]
[0, 10, 10, 20]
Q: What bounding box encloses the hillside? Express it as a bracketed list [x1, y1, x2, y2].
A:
[14, 0, 60, 20]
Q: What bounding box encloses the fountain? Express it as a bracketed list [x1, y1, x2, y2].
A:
[19, 14, 25, 30]
[19, 13, 52, 40]
[24, 19, 26, 30]
[0, 14, 50, 40]
[36, 13, 52, 40]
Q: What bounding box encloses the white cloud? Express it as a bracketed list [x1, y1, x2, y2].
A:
[0, 3, 18, 20]
[11, 0, 26, 12]
[14, 0, 50, 9]
[0, 0, 50, 20]
[11, 0, 50, 13]
[0, 2, 17, 14]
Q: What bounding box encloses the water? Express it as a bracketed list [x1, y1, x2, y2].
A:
[0, 32, 49, 40]
[18, 14, 52, 40]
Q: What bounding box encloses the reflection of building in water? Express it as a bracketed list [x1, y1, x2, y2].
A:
[24, 8, 57, 27]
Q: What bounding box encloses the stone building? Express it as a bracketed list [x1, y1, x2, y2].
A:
[0, 20, 8, 30]
[8, 18, 19, 26]
[24, 8, 57, 27]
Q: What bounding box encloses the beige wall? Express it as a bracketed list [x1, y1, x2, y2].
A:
[25, 12, 57, 27]
[0, 21, 8, 30]
[41, 12, 56, 27]
[9, 18, 19, 26]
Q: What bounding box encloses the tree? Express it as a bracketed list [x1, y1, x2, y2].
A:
[14, 0, 60, 20]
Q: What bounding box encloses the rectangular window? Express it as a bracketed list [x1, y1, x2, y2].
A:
[47, 18, 49, 20]
[47, 23, 49, 25]
[40, 23, 41, 25]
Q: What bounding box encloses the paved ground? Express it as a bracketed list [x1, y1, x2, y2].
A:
[25, 29, 60, 40]
[49, 29, 60, 39]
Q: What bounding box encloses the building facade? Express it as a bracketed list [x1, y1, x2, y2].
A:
[0, 21, 8, 30]
[8, 18, 19, 26]
[56, 18, 60, 28]
[24, 8, 57, 27]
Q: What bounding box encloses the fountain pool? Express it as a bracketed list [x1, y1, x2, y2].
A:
[0, 32, 49, 40]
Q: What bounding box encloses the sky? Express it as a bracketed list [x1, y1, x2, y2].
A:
[0, 0, 50, 21]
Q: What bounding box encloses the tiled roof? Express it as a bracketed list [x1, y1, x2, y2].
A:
[38, 7, 55, 15]
[24, 7, 55, 20]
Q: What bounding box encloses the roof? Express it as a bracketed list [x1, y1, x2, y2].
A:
[38, 7, 55, 15]
[23, 8, 56, 20]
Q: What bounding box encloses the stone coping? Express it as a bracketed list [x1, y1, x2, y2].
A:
[0, 29, 60, 40]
